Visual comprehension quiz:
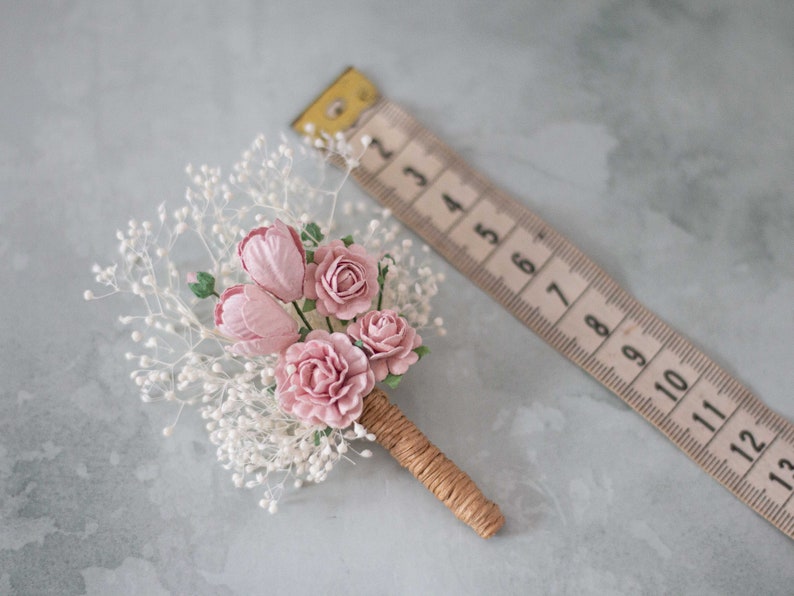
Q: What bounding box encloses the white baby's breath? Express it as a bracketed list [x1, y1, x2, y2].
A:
[87, 134, 445, 509]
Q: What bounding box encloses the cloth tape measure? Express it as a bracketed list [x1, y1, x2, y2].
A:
[293, 67, 794, 540]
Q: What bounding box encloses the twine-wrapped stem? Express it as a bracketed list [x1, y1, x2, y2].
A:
[359, 388, 504, 539]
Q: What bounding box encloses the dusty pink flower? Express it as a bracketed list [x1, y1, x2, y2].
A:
[275, 330, 375, 428]
[346, 309, 422, 381]
[214, 284, 300, 356]
[303, 240, 378, 320]
[238, 220, 306, 302]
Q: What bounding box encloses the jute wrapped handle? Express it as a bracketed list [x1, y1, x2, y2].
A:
[359, 388, 505, 539]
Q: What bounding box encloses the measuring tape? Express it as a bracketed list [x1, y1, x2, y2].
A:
[293, 67, 794, 540]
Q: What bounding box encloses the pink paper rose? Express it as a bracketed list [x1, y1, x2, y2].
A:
[303, 240, 378, 320]
[346, 309, 422, 382]
[275, 330, 375, 428]
[215, 284, 300, 356]
[238, 220, 306, 302]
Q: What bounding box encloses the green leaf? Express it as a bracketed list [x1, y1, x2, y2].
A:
[188, 271, 216, 299]
[303, 299, 316, 313]
[305, 250, 314, 264]
[313, 426, 333, 446]
[413, 345, 431, 360]
[377, 264, 389, 286]
[353, 339, 364, 349]
[301, 222, 324, 246]
[341, 234, 354, 247]
[383, 373, 403, 389]
[298, 327, 310, 341]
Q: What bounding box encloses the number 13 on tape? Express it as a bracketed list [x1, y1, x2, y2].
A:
[293, 67, 794, 540]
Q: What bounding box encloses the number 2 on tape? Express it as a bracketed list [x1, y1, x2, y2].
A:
[292, 67, 794, 540]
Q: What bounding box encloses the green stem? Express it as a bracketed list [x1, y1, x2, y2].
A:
[377, 263, 384, 310]
[292, 301, 313, 330]
[212, 291, 220, 299]
[325, 317, 334, 333]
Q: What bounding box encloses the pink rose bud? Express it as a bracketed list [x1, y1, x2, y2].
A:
[186, 271, 198, 284]
[238, 220, 306, 303]
[347, 310, 422, 382]
[214, 284, 300, 356]
[303, 240, 379, 320]
[275, 330, 375, 428]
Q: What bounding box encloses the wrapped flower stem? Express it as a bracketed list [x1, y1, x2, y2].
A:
[360, 388, 504, 539]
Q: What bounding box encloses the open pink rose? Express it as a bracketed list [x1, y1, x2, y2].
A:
[275, 330, 375, 428]
[346, 310, 422, 382]
[214, 284, 300, 356]
[238, 220, 306, 302]
[303, 240, 378, 320]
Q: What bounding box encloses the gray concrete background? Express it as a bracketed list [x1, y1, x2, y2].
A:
[2, 1, 793, 594]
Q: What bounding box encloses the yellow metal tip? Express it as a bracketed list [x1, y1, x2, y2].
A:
[292, 67, 379, 140]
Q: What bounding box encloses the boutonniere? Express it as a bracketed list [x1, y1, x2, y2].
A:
[88, 134, 503, 538]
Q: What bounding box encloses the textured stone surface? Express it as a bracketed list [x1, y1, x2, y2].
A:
[2, 1, 793, 594]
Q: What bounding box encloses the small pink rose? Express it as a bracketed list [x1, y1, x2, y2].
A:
[275, 330, 375, 428]
[347, 309, 422, 382]
[303, 240, 378, 320]
[238, 220, 306, 302]
[214, 284, 300, 356]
